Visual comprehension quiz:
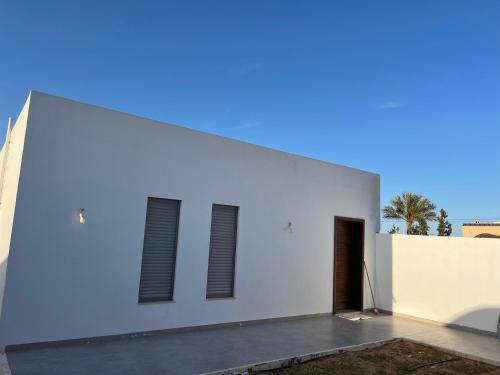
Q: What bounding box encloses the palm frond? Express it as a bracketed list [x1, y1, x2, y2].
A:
[382, 192, 437, 234]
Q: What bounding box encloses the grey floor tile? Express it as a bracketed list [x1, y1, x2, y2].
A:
[6, 314, 500, 375]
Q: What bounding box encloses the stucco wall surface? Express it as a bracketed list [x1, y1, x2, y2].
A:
[0, 97, 30, 324]
[375, 233, 500, 334]
[0, 92, 380, 347]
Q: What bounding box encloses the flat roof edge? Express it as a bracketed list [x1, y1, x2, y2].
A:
[28, 90, 380, 177]
[463, 223, 500, 226]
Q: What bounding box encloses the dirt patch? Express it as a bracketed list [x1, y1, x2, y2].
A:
[260, 340, 500, 374]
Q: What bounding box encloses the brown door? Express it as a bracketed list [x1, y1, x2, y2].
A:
[333, 217, 364, 313]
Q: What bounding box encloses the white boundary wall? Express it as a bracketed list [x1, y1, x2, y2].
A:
[375, 233, 500, 334]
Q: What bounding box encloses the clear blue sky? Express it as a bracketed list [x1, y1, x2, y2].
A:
[1, 1, 499, 234]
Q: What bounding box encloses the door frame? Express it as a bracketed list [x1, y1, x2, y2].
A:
[332, 216, 365, 314]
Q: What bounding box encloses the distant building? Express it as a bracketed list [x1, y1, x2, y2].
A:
[462, 223, 500, 238]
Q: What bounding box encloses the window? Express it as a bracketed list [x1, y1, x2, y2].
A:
[138, 197, 180, 303]
[206, 204, 238, 298]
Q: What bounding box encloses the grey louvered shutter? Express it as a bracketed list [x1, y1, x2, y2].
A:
[206, 204, 238, 298]
[138, 197, 180, 303]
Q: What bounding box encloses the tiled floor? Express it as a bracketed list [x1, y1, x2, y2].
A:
[5, 314, 500, 375]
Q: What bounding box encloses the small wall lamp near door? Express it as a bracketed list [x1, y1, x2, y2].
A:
[79, 208, 86, 224]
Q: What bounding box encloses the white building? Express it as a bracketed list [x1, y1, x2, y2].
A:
[0, 91, 380, 349]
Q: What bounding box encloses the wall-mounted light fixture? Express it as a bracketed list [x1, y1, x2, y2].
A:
[79, 208, 86, 224]
[287, 221, 293, 233]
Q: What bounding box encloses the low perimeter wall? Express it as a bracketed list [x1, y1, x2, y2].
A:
[375, 233, 500, 335]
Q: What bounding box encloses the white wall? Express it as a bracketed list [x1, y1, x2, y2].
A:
[0, 92, 380, 347]
[375, 233, 500, 334]
[0, 96, 30, 323]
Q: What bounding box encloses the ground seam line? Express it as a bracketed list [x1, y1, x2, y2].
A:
[198, 338, 397, 375]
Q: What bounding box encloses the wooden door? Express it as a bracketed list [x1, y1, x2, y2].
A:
[333, 218, 364, 312]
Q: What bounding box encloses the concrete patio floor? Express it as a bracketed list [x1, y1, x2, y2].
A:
[5, 313, 500, 375]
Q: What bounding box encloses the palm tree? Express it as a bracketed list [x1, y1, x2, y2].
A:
[383, 192, 437, 235]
